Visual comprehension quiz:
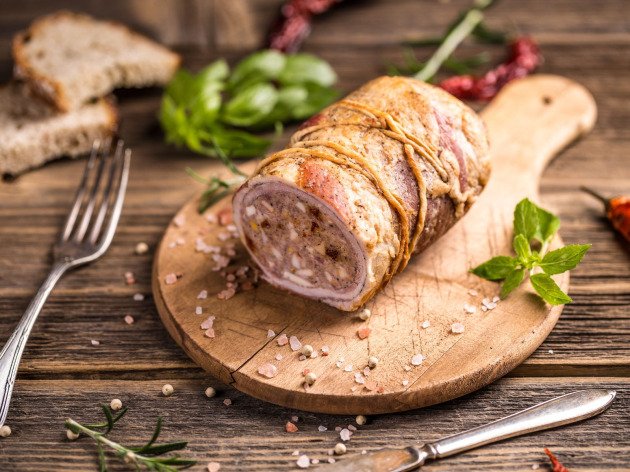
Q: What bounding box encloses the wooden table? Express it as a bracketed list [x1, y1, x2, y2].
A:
[0, 1, 628, 470]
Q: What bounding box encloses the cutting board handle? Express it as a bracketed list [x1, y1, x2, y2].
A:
[480, 74, 597, 187]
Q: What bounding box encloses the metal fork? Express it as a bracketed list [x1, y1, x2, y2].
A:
[0, 139, 131, 427]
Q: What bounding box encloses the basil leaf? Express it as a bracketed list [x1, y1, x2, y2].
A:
[228, 50, 286, 91]
[513, 198, 539, 242]
[222, 83, 279, 127]
[500, 268, 525, 299]
[204, 126, 271, 158]
[254, 85, 309, 127]
[159, 96, 188, 146]
[471, 255, 518, 281]
[513, 234, 532, 262]
[190, 82, 223, 126]
[279, 53, 337, 87]
[530, 273, 572, 305]
[292, 83, 339, 120]
[536, 206, 560, 243]
[540, 244, 591, 275]
[197, 59, 229, 83]
[165, 69, 197, 105]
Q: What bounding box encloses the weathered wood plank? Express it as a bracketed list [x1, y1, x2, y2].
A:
[0, 378, 627, 470]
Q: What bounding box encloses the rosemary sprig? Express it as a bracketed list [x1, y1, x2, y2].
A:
[186, 167, 246, 213]
[65, 405, 196, 471]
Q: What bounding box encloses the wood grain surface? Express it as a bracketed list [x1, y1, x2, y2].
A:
[152, 75, 595, 415]
[0, 0, 628, 470]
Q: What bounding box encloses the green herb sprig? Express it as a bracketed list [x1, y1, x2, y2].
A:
[65, 405, 196, 471]
[160, 50, 339, 164]
[471, 198, 591, 304]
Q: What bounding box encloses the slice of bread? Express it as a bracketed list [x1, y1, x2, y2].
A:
[12, 11, 181, 112]
[0, 82, 117, 175]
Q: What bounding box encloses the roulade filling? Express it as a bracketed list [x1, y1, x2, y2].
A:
[233, 177, 367, 304]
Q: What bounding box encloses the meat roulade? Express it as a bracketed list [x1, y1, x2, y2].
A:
[232, 76, 490, 311]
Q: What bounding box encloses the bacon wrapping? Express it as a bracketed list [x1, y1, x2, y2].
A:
[232, 76, 490, 311]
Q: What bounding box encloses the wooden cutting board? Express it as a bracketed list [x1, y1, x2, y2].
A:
[152, 75, 596, 415]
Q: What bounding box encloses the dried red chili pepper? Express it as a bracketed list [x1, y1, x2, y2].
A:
[544, 448, 571, 472]
[267, 0, 343, 52]
[582, 187, 630, 242]
[439, 36, 541, 101]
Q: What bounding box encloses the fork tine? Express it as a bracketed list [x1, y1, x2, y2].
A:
[59, 140, 100, 242]
[73, 139, 110, 242]
[88, 140, 123, 244]
[96, 147, 131, 252]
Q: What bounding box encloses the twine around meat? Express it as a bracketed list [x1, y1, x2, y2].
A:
[256, 98, 464, 282]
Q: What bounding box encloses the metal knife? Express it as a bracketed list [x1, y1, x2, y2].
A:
[322, 389, 616, 471]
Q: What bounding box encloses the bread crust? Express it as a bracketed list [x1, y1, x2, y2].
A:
[12, 10, 182, 112]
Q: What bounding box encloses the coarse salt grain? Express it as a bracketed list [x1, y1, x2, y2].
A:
[344, 364, 353, 372]
[357, 327, 371, 340]
[468, 289, 478, 296]
[421, 320, 430, 329]
[311, 459, 319, 464]
[257, 363, 278, 379]
[411, 354, 425, 366]
[531, 465, 539, 470]
[354, 373, 365, 384]
[296, 455, 310, 468]
[91, 339, 100, 346]
[340, 428, 351, 442]
[292, 450, 300, 456]
[318, 425, 327, 432]
[492, 296, 500, 303]
[204, 328, 215, 338]
[321, 345, 330, 356]
[197, 290, 208, 299]
[286, 421, 298, 433]
[201, 316, 215, 330]
[451, 322, 465, 334]
[133, 293, 144, 301]
[223, 398, 232, 406]
[289, 336, 302, 351]
[402, 379, 409, 386]
[549, 349, 554, 354]
[267, 329, 276, 338]
[195, 306, 203, 315]
[207, 462, 221, 472]
[291, 415, 299, 422]
[124, 315, 134, 325]
[173, 214, 185, 227]
[328, 458, 336, 463]
[275, 354, 283, 361]
[403, 365, 412, 372]
[165, 273, 178, 285]
[277, 334, 288, 346]
[463, 303, 477, 314]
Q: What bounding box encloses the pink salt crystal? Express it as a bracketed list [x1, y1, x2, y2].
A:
[347, 425, 357, 432]
[257, 363, 278, 379]
[292, 451, 300, 456]
[411, 354, 425, 366]
[296, 455, 310, 468]
[201, 316, 215, 330]
[335, 426, 342, 432]
[289, 336, 302, 351]
[468, 289, 478, 296]
[223, 398, 232, 406]
[357, 327, 371, 340]
[364, 380, 377, 391]
[267, 329, 276, 338]
[90, 339, 100, 346]
[344, 364, 353, 372]
[196, 306, 203, 315]
[165, 273, 178, 285]
[173, 214, 185, 227]
[451, 322, 465, 334]
[328, 458, 335, 464]
[217, 287, 236, 300]
[204, 328, 215, 338]
[340, 428, 351, 441]
[207, 462, 221, 472]
[217, 208, 233, 226]
[363, 367, 371, 376]
[354, 372, 365, 384]
[176, 237, 185, 246]
[206, 213, 218, 224]
[298, 355, 307, 361]
[463, 303, 477, 314]
[124, 315, 134, 325]
[318, 425, 327, 432]
[124, 271, 135, 285]
[275, 354, 283, 361]
[321, 345, 330, 356]
[218, 232, 231, 242]
[311, 459, 319, 465]
[277, 334, 288, 346]
[133, 293, 144, 301]
[197, 290, 208, 299]
[286, 422, 299, 433]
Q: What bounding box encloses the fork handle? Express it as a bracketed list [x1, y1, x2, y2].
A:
[0, 261, 69, 427]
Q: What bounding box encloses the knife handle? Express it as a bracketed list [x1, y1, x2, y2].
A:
[425, 389, 615, 460]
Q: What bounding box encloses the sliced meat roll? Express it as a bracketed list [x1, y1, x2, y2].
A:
[232, 76, 490, 311]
